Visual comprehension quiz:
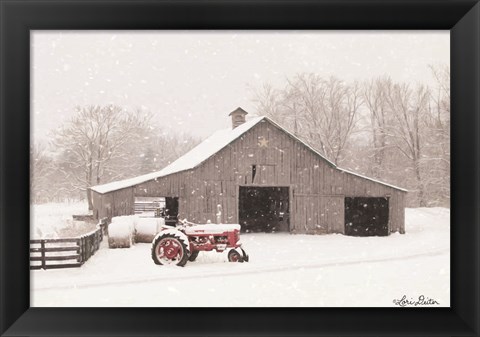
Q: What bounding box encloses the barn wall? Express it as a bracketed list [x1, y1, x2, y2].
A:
[130, 119, 406, 234]
[91, 192, 103, 219]
[340, 172, 406, 234]
[92, 193, 112, 220]
[111, 187, 135, 217]
[92, 187, 135, 220]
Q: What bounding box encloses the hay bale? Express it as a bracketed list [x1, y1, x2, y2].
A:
[134, 217, 165, 243]
[108, 215, 137, 248]
[108, 234, 133, 248]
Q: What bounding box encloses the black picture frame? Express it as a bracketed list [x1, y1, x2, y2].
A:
[1, 0, 478, 336]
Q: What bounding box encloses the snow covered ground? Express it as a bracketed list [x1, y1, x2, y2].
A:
[31, 207, 450, 307]
[31, 201, 93, 239]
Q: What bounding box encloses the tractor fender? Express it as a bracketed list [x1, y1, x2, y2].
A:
[151, 228, 191, 256]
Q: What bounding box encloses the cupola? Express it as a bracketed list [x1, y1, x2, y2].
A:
[229, 107, 248, 129]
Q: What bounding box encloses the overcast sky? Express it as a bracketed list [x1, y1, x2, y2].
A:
[31, 31, 449, 141]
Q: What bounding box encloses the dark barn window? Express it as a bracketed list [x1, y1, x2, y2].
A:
[345, 197, 389, 236]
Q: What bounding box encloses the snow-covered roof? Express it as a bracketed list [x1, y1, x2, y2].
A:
[91, 116, 265, 194]
[91, 115, 407, 194]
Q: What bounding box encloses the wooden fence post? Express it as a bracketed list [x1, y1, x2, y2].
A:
[97, 229, 102, 250]
[87, 236, 91, 261]
[77, 238, 82, 263]
[82, 236, 86, 262]
[40, 240, 46, 270]
[84, 236, 87, 261]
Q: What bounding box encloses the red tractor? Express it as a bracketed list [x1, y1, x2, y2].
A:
[151, 219, 249, 266]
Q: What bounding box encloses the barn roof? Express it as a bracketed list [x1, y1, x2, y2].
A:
[91, 116, 263, 194]
[91, 115, 407, 194]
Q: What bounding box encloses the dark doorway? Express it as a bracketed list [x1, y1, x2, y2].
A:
[165, 197, 179, 226]
[239, 186, 289, 232]
[345, 197, 389, 236]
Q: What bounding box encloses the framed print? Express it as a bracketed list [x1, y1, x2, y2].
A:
[1, 0, 479, 336]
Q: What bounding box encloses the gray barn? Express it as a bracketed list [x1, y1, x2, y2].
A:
[91, 108, 407, 236]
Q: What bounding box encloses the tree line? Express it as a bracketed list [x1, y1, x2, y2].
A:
[31, 65, 449, 209]
[252, 66, 450, 207]
[31, 105, 200, 208]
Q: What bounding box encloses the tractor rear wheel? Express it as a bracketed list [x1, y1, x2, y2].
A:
[188, 250, 199, 262]
[151, 233, 189, 266]
[228, 249, 244, 263]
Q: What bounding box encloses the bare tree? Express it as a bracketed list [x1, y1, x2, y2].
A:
[427, 65, 450, 161]
[30, 143, 53, 203]
[138, 132, 201, 174]
[362, 71, 450, 207]
[423, 65, 450, 205]
[363, 77, 392, 178]
[284, 74, 361, 165]
[383, 82, 430, 206]
[252, 83, 282, 120]
[52, 105, 152, 210]
[252, 82, 303, 137]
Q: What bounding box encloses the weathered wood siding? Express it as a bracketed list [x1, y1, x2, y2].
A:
[93, 119, 406, 234]
[92, 187, 135, 220]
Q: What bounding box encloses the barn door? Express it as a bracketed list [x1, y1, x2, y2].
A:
[238, 186, 289, 232]
[344, 197, 389, 236]
[165, 197, 179, 226]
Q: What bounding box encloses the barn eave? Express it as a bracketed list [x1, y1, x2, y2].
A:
[338, 168, 408, 193]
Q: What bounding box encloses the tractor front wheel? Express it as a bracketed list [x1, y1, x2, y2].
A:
[228, 249, 244, 263]
[188, 250, 199, 262]
[152, 233, 189, 267]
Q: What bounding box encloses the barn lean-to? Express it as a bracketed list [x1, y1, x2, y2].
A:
[91, 108, 407, 236]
